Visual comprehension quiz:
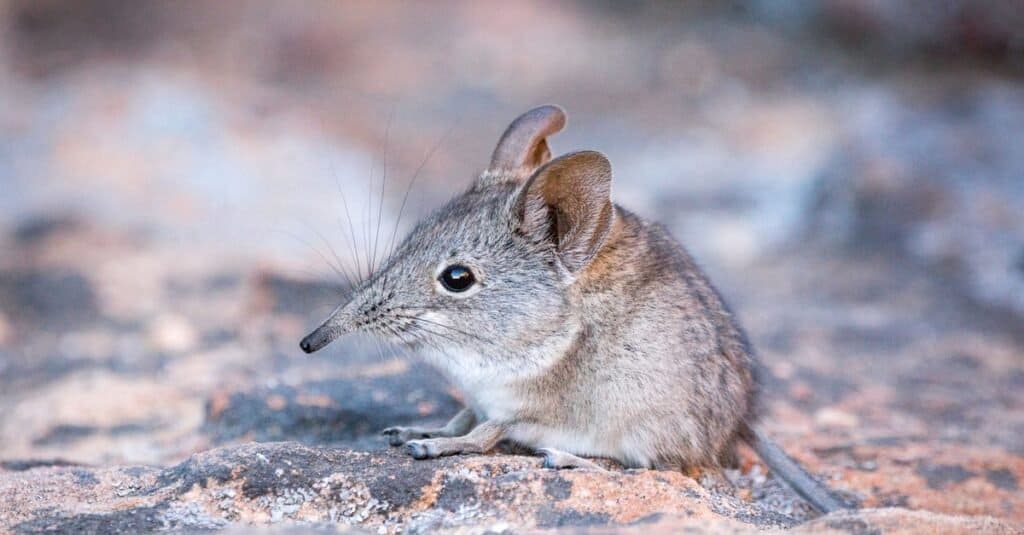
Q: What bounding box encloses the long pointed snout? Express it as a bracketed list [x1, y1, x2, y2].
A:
[299, 303, 352, 354]
[299, 322, 337, 353]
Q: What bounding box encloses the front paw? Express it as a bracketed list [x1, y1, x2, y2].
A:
[381, 426, 432, 446]
[381, 427, 410, 446]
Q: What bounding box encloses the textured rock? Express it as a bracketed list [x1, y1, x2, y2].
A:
[3, 2, 1024, 533]
[794, 508, 1022, 535]
[202, 363, 461, 448]
[2, 443, 1021, 533]
[0, 443, 737, 532]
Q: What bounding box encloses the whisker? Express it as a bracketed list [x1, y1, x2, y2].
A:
[394, 314, 495, 348]
[385, 120, 459, 261]
[301, 220, 358, 288]
[411, 326, 464, 349]
[363, 148, 374, 279]
[399, 303, 492, 313]
[327, 141, 366, 284]
[380, 323, 405, 345]
[372, 333, 388, 363]
[372, 104, 396, 274]
[338, 195, 365, 283]
[391, 323, 428, 348]
[394, 316, 465, 347]
[268, 227, 351, 289]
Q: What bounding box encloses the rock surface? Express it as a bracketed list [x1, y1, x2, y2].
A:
[2, 2, 1024, 533]
[3, 442, 1020, 534]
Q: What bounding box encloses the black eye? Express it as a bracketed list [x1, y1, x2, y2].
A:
[439, 265, 475, 293]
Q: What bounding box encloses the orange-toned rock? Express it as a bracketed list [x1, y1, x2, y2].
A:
[3, 443, 1020, 533]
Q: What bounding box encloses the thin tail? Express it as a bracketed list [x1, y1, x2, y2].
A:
[748, 427, 848, 514]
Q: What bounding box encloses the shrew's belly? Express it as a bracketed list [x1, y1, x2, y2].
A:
[450, 359, 660, 467]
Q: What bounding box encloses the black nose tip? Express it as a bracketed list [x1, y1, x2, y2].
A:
[301, 325, 335, 354]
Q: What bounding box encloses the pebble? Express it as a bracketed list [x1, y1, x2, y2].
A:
[814, 407, 859, 428]
[147, 314, 198, 354]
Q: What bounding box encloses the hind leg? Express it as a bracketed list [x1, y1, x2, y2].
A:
[405, 420, 505, 459]
[537, 448, 608, 471]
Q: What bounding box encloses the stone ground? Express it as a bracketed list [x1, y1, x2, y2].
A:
[1, 2, 1023, 533]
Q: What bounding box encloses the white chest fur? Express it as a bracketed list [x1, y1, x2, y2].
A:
[444, 354, 526, 421]
[421, 330, 575, 417]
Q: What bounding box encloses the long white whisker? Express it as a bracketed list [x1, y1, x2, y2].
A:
[268, 227, 350, 290]
[385, 119, 459, 261]
[301, 220, 357, 288]
[372, 105, 396, 273]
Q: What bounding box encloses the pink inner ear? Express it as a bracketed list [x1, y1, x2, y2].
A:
[524, 138, 552, 171]
[518, 151, 615, 273]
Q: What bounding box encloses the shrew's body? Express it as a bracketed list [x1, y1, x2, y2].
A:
[439, 203, 756, 470]
[301, 105, 843, 513]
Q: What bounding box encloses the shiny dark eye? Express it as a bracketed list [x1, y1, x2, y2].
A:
[439, 265, 475, 293]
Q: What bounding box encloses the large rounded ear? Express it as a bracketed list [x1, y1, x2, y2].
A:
[515, 151, 615, 273]
[488, 105, 567, 176]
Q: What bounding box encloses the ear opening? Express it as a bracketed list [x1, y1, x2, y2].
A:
[488, 105, 567, 176]
[516, 150, 615, 273]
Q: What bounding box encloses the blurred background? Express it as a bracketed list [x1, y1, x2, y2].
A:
[1, 0, 1022, 520]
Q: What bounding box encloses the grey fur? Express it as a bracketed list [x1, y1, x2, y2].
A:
[300, 105, 846, 514]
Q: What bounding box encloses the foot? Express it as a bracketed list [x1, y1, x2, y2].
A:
[538, 448, 607, 471]
[381, 426, 443, 447]
[404, 438, 461, 460]
[405, 440, 432, 459]
[402, 420, 505, 460]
